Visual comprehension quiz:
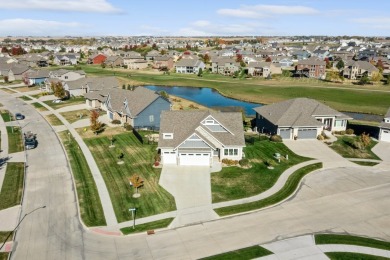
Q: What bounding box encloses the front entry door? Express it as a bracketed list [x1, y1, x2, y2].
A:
[324, 118, 333, 130]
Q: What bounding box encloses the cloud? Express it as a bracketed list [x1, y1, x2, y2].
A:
[351, 17, 390, 30]
[192, 20, 211, 27]
[0, 19, 85, 36]
[217, 4, 318, 19]
[0, 0, 122, 13]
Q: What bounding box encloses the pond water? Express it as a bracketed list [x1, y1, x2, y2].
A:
[145, 85, 261, 116]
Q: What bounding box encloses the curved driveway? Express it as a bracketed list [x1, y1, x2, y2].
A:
[1, 90, 389, 259]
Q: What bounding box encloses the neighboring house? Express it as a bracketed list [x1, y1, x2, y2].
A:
[175, 59, 205, 74]
[153, 56, 174, 70]
[253, 98, 352, 140]
[24, 69, 50, 86]
[84, 89, 110, 110]
[145, 50, 161, 61]
[10, 65, 33, 80]
[248, 62, 282, 77]
[158, 110, 245, 166]
[105, 87, 171, 129]
[379, 107, 390, 142]
[49, 69, 86, 81]
[291, 50, 311, 60]
[295, 58, 326, 79]
[211, 58, 240, 75]
[0, 69, 15, 82]
[105, 56, 124, 67]
[274, 57, 294, 68]
[342, 60, 379, 80]
[124, 59, 148, 70]
[312, 50, 330, 60]
[63, 76, 118, 96]
[88, 53, 107, 64]
[53, 54, 78, 66]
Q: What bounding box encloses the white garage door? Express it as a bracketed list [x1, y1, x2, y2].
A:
[179, 153, 210, 166]
[380, 129, 390, 142]
[298, 128, 318, 139]
[279, 128, 292, 139]
[163, 152, 176, 164]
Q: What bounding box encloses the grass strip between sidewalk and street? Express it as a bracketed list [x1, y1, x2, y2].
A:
[59, 131, 106, 227]
[6, 126, 23, 154]
[19, 95, 32, 101]
[315, 234, 390, 251]
[352, 161, 379, 167]
[31, 102, 49, 111]
[0, 162, 25, 210]
[325, 252, 390, 260]
[215, 162, 323, 216]
[0, 110, 13, 122]
[120, 218, 174, 235]
[0, 253, 9, 260]
[45, 114, 64, 126]
[199, 245, 273, 260]
[0, 231, 13, 243]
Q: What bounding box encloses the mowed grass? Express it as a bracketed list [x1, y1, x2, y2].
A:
[0, 231, 13, 242]
[31, 102, 49, 111]
[199, 245, 273, 260]
[58, 132, 106, 227]
[43, 96, 85, 109]
[76, 65, 390, 115]
[7, 126, 23, 153]
[0, 253, 9, 260]
[330, 136, 380, 160]
[60, 109, 90, 124]
[0, 162, 25, 210]
[19, 95, 32, 101]
[84, 132, 176, 223]
[315, 234, 390, 251]
[211, 138, 310, 202]
[45, 114, 64, 126]
[120, 218, 174, 235]
[0, 109, 13, 122]
[215, 162, 322, 216]
[325, 252, 390, 260]
[352, 161, 379, 167]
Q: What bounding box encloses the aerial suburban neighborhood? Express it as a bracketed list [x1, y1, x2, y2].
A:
[0, 1, 390, 260]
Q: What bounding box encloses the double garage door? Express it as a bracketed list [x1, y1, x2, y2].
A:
[297, 128, 318, 139]
[179, 153, 210, 166]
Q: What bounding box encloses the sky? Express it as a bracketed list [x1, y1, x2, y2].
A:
[0, 0, 389, 37]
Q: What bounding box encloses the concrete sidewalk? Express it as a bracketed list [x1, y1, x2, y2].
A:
[259, 235, 390, 259]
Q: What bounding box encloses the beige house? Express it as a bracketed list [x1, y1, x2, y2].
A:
[123, 59, 148, 70]
[342, 60, 379, 80]
[248, 62, 282, 77]
[212, 58, 240, 75]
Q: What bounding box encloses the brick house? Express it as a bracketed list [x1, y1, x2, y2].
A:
[295, 58, 326, 79]
[88, 54, 107, 65]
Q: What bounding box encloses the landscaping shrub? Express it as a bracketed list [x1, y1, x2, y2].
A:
[333, 130, 346, 135]
[346, 128, 354, 135]
[154, 161, 160, 167]
[154, 154, 161, 162]
[265, 159, 276, 167]
[270, 135, 282, 142]
[360, 132, 371, 148]
[346, 139, 363, 150]
[123, 123, 133, 131]
[111, 119, 121, 124]
[222, 159, 239, 166]
[239, 158, 249, 167]
[317, 134, 324, 140]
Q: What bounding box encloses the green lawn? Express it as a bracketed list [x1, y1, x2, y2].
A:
[6, 126, 23, 153]
[325, 252, 389, 260]
[330, 136, 381, 160]
[352, 161, 380, 167]
[31, 102, 49, 111]
[84, 132, 176, 223]
[0, 231, 13, 242]
[45, 114, 64, 126]
[199, 245, 273, 260]
[0, 162, 25, 210]
[75, 65, 390, 115]
[215, 162, 322, 216]
[19, 95, 32, 101]
[43, 96, 85, 109]
[59, 131, 106, 227]
[0, 110, 13, 122]
[120, 218, 174, 235]
[212, 138, 310, 202]
[0, 253, 9, 260]
[60, 109, 90, 124]
[315, 234, 390, 251]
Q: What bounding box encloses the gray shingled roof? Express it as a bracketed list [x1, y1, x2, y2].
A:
[65, 77, 118, 91]
[158, 110, 245, 149]
[26, 69, 50, 78]
[175, 59, 203, 67]
[50, 69, 86, 76]
[344, 60, 379, 73]
[84, 89, 110, 102]
[248, 61, 271, 68]
[107, 87, 166, 117]
[253, 98, 351, 127]
[10, 64, 30, 75]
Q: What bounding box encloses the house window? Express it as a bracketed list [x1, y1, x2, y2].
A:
[205, 120, 214, 124]
[65, 76, 68, 79]
[163, 133, 173, 139]
[225, 148, 238, 156]
[149, 115, 154, 122]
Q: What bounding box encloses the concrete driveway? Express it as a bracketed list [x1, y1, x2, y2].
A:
[160, 165, 218, 227]
[372, 141, 390, 170]
[284, 140, 356, 168]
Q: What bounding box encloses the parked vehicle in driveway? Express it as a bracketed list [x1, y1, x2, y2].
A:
[24, 131, 37, 149]
[52, 99, 62, 103]
[15, 113, 25, 120]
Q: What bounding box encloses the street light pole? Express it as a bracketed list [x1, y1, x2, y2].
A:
[0, 205, 46, 251]
[129, 208, 137, 229]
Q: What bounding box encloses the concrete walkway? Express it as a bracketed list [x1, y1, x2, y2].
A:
[5, 90, 119, 227]
[213, 159, 320, 209]
[259, 235, 390, 259]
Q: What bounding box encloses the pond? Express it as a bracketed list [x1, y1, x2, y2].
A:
[145, 85, 261, 116]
